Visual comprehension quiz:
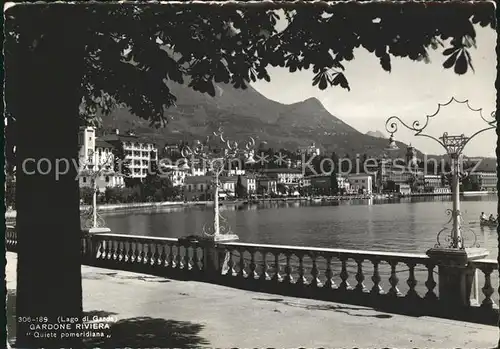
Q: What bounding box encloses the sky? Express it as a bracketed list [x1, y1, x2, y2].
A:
[251, 22, 497, 158]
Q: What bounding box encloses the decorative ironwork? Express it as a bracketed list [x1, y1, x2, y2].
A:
[79, 153, 115, 229]
[385, 98, 495, 154]
[181, 127, 256, 238]
[81, 207, 106, 229]
[435, 209, 479, 249]
[384, 97, 495, 249]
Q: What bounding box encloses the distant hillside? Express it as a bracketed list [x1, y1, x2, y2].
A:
[100, 81, 414, 158]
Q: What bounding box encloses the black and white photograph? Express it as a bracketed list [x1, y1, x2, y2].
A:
[4, 1, 500, 348]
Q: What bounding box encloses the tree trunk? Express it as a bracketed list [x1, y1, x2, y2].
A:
[11, 7, 86, 348]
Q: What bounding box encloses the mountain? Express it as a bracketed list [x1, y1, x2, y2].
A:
[100, 82, 411, 158]
[366, 130, 387, 139]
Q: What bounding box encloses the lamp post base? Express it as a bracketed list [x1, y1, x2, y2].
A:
[180, 233, 239, 280]
[82, 227, 111, 234]
[426, 247, 488, 265]
[426, 247, 488, 308]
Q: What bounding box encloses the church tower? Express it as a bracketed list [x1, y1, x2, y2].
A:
[405, 145, 418, 168]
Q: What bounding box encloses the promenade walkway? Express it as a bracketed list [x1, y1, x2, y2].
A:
[6, 252, 498, 348]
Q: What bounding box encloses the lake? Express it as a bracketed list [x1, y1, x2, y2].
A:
[103, 195, 499, 259]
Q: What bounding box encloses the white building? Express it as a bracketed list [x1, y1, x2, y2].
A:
[261, 168, 304, 186]
[297, 142, 321, 157]
[241, 174, 257, 194]
[100, 129, 158, 179]
[159, 163, 189, 187]
[348, 174, 373, 195]
[78, 127, 124, 192]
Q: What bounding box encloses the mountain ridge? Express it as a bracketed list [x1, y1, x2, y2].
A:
[100, 82, 410, 158]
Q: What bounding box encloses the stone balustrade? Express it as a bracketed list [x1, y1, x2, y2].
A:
[81, 233, 204, 278]
[6, 228, 499, 323]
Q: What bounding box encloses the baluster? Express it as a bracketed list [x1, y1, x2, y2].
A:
[249, 250, 258, 280]
[184, 247, 191, 271]
[387, 260, 402, 297]
[338, 256, 351, 291]
[168, 244, 175, 268]
[125, 242, 133, 263]
[323, 255, 336, 289]
[159, 244, 167, 267]
[370, 259, 384, 295]
[283, 253, 294, 284]
[260, 252, 270, 281]
[296, 253, 307, 286]
[479, 265, 496, 309]
[112, 241, 119, 261]
[238, 249, 247, 278]
[151, 244, 159, 266]
[424, 262, 437, 301]
[117, 241, 125, 263]
[310, 255, 321, 288]
[198, 247, 204, 271]
[405, 262, 419, 299]
[175, 245, 183, 270]
[98, 239, 106, 260]
[272, 253, 282, 283]
[355, 258, 366, 293]
[225, 249, 235, 277]
[104, 240, 113, 260]
[192, 247, 200, 272]
[145, 243, 153, 265]
[138, 243, 145, 264]
[132, 241, 140, 264]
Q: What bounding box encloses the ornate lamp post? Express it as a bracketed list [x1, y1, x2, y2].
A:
[181, 127, 256, 242]
[385, 97, 495, 251]
[80, 153, 114, 233]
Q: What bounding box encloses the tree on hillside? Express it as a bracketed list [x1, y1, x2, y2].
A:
[4, 2, 496, 347]
[235, 175, 247, 198]
[330, 167, 339, 195]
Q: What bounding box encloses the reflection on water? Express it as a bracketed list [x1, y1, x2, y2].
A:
[103, 195, 498, 258]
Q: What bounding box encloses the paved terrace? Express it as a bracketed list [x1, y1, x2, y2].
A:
[6, 252, 498, 348]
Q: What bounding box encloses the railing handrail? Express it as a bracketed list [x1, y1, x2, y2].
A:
[219, 241, 430, 260]
[89, 233, 179, 243]
[471, 258, 499, 267]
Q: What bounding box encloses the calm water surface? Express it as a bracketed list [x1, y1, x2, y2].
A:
[103, 195, 499, 259]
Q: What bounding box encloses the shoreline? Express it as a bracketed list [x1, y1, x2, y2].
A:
[4, 192, 489, 219]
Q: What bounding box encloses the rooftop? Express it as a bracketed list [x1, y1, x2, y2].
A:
[261, 168, 303, 174]
[95, 140, 116, 149]
[6, 252, 496, 348]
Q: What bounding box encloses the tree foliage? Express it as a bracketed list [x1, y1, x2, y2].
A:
[235, 175, 247, 198]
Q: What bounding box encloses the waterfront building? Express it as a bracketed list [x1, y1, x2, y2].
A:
[469, 172, 498, 192]
[220, 176, 237, 198]
[188, 159, 208, 177]
[256, 176, 278, 195]
[307, 174, 349, 194]
[184, 175, 214, 201]
[347, 174, 373, 195]
[300, 178, 311, 188]
[228, 169, 246, 176]
[163, 144, 182, 159]
[241, 174, 257, 194]
[100, 129, 158, 179]
[78, 126, 124, 191]
[261, 168, 304, 186]
[397, 183, 412, 195]
[158, 163, 189, 187]
[423, 174, 443, 190]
